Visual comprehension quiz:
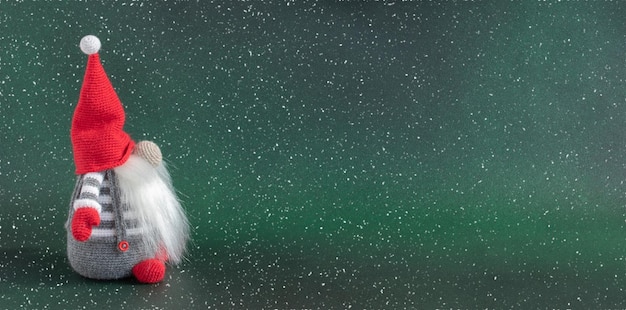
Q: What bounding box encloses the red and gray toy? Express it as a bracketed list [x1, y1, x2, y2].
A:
[66, 35, 190, 283]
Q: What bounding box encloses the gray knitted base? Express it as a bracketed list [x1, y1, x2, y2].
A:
[67, 234, 149, 280]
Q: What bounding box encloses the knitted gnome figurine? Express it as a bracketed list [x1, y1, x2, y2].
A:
[66, 35, 190, 283]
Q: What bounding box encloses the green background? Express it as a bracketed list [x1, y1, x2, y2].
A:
[1, 1, 626, 308]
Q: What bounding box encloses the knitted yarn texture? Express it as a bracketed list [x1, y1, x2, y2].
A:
[71, 53, 134, 175]
[67, 169, 154, 281]
[67, 35, 189, 284]
[134, 141, 163, 167]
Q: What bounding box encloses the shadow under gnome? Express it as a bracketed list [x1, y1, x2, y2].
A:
[65, 35, 190, 284]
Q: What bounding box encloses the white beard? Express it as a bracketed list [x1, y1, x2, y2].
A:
[114, 154, 190, 264]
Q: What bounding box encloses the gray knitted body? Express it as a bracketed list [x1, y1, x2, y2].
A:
[66, 170, 154, 280]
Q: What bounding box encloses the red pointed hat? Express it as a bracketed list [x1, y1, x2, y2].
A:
[71, 35, 134, 175]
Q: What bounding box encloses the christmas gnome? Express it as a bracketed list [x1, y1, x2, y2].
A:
[66, 35, 190, 283]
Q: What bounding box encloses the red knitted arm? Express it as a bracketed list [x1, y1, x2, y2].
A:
[71, 208, 101, 241]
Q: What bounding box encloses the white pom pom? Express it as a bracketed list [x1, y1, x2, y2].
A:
[79, 35, 101, 55]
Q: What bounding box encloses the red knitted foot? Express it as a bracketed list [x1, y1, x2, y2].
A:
[132, 259, 165, 283]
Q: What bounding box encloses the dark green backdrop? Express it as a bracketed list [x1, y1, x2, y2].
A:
[1, 1, 626, 309]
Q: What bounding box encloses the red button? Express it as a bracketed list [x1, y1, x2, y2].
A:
[118, 241, 129, 252]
